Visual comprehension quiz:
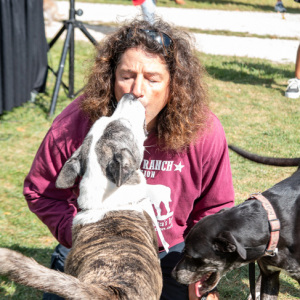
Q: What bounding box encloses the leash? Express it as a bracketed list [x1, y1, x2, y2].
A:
[139, 197, 170, 253]
[246, 193, 281, 300]
[248, 262, 256, 300]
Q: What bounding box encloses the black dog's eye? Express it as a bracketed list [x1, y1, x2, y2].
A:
[184, 253, 194, 260]
[182, 249, 195, 260]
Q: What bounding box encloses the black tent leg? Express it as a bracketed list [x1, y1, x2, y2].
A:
[48, 22, 73, 117]
[47, 0, 98, 117]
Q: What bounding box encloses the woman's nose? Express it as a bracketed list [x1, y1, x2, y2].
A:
[131, 76, 144, 98]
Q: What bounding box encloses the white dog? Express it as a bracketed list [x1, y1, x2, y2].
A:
[0, 93, 168, 299]
[56, 94, 169, 251]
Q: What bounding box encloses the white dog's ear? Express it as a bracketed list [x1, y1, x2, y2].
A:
[56, 146, 82, 189]
[213, 231, 247, 260]
[106, 148, 137, 187]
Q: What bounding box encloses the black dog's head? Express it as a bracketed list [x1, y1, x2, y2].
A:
[172, 212, 249, 298]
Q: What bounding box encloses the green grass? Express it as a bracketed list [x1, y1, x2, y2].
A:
[1, 1, 300, 297]
[0, 40, 95, 299]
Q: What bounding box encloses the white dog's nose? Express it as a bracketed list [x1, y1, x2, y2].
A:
[122, 93, 137, 102]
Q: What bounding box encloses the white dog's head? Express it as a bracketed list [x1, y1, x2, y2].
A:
[55, 94, 147, 209]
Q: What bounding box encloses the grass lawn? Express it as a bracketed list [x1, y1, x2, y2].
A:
[1, 1, 300, 298]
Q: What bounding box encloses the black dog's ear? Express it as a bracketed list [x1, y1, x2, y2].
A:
[213, 231, 247, 260]
[106, 148, 137, 187]
[56, 146, 82, 189]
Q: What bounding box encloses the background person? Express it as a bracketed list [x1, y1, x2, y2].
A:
[174, 0, 185, 4]
[132, 0, 156, 24]
[24, 18, 234, 300]
[285, 44, 300, 99]
[275, 0, 286, 12]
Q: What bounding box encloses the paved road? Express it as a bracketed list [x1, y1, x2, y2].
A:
[45, 1, 300, 63]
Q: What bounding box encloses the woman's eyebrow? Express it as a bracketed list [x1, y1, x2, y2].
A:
[119, 68, 135, 74]
[119, 69, 163, 78]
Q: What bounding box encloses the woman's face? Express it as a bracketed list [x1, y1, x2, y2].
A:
[114, 47, 171, 132]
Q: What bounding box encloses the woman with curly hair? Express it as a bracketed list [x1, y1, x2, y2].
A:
[24, 18, 234, 300]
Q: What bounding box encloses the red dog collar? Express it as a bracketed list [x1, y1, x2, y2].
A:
[248, 193, 280, 256]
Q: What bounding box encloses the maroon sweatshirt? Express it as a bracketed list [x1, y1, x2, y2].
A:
[24, 95, 234, 249]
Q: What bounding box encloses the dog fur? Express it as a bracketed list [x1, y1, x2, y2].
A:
[0, 94, 163, 299]
[172, 168, 300, 299]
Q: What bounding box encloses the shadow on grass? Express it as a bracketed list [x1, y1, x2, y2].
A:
[33, 93, 52, 115]
[219, 263, 300, 299]
[205, 59, 294, 92]
[0, 93, 51, 121]
[218, 265, 251, 299]
[0, 245, 56, 300]
[84, 23, 118, 35]
[280, 278, 300, 298]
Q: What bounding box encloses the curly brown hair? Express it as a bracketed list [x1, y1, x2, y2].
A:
[81, 18, 210, 151]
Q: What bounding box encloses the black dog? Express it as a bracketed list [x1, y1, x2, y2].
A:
[172, 166, 300, 299]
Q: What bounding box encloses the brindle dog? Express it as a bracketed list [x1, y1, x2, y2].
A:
[0, 94, 163, 299]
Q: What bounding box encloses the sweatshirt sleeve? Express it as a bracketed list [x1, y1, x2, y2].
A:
[186, 114, 235, 231]
[23, 128, 78, 249]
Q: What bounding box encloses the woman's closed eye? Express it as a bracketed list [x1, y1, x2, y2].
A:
[122, 74, 133, 80]
[147, 75, 161, 83]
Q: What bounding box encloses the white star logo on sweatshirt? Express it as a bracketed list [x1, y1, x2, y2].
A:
[174, 162, 184, 172]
